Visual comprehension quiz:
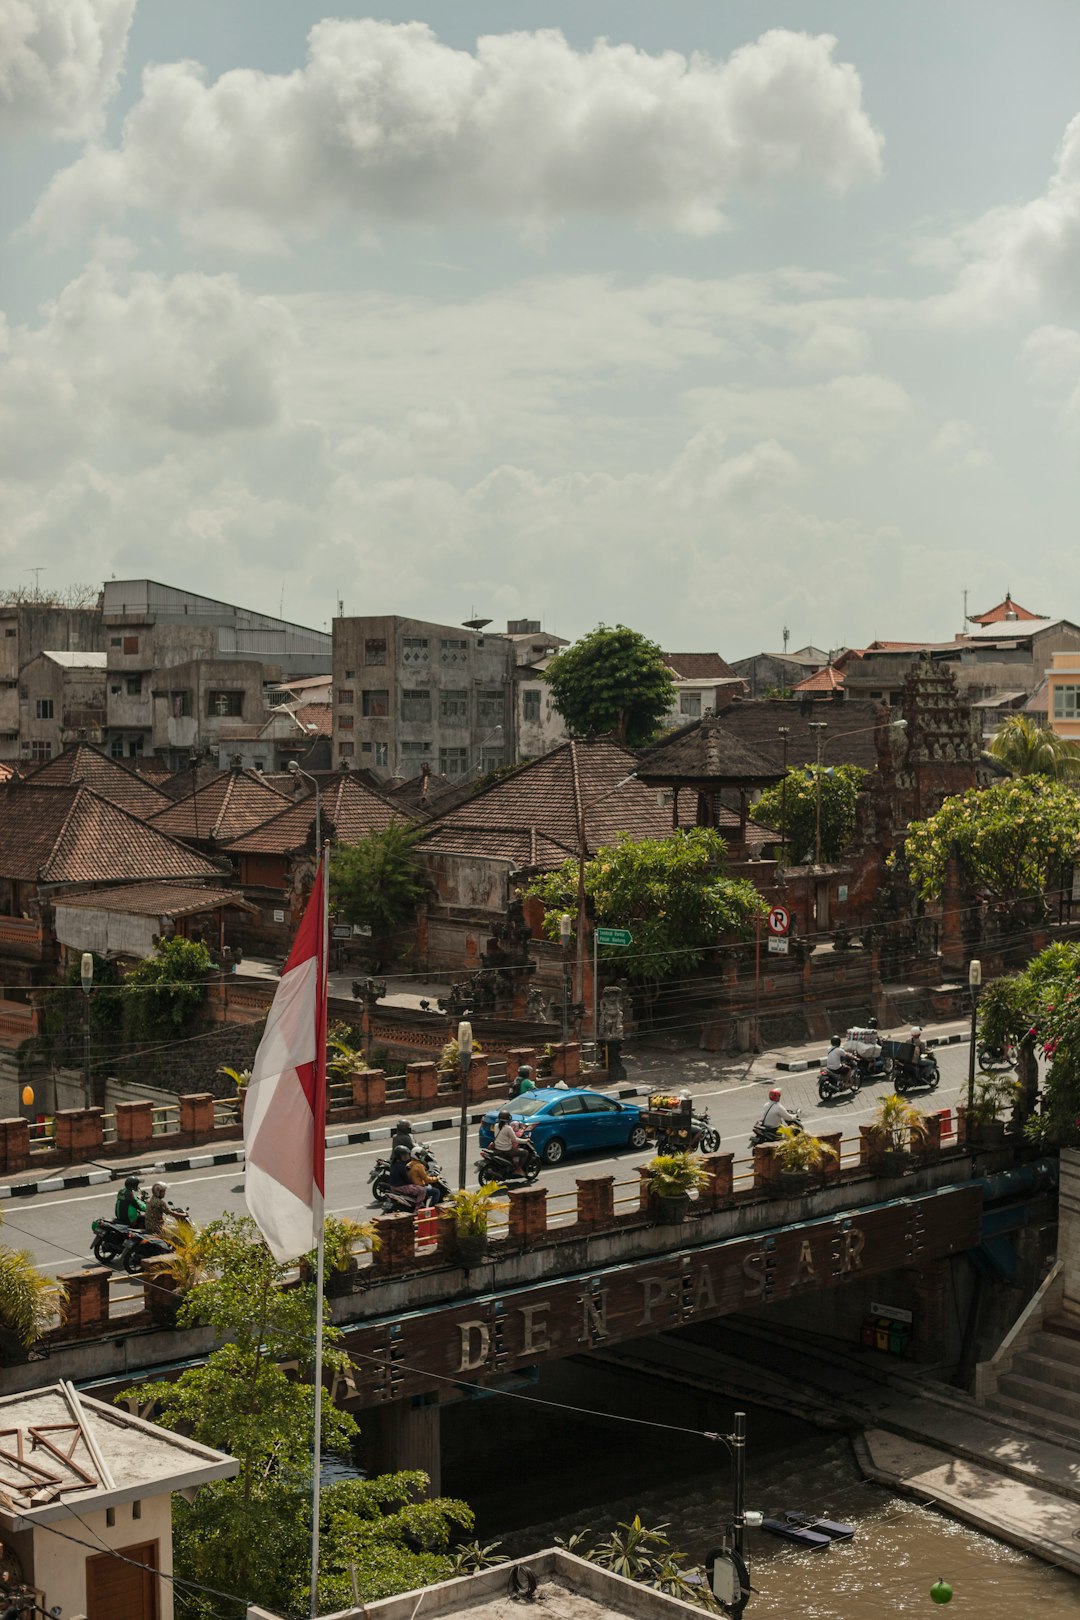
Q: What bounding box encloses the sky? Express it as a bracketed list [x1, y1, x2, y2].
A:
[2, 2, 1080, 657]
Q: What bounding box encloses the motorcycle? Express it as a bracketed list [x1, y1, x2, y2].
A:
[655, 1110, 722, 1154]
[92, 1209, 186, 1274]
[91, 1216, 134, 1267]
[853, 1050, 894, 1083]
[749, 1110, 803, 1151]
[894, 1053, 940, 1095]
[476, 1134, 542, 1186]
[380, 1178, 450, 1215]
[369, 1144, 442, 1204]
[817, 1060, 861, 1102]
[978, 1042, 1017, 1072]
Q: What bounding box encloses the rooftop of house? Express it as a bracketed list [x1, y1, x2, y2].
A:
[1025, 679, 1050, 715]
[226, 771, 408, 856]
[637, 717, 785, 786]
[663, 652, 740, 681]
[714, 697, 890, 771]
[149, 767, 292, 843]
[272, 673, 333, 692]
[0, 1383, 236, 1529]
[20, 741, 173, 820]
[54, 881, 257, 918]
[0, 782, 220, 885]
[792, 664, 846, 695]
[968, 592, 1044, 625]
[386, 770, 472, 819]
[960, 616, 1067, 641]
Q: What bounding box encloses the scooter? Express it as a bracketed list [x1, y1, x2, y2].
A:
[978, 1042, 1017, 1072]
[853, 1050, 894, 1083]
[749, 1110, 803, 1151]
[476, 1136, 541, 1186]
[380, 1178, 450, 1215]
[91, 1216, 135, 1267]
[817, 1061, 861, 1102]
[894, 1053, 940, 1095]
[369, 1145, 442, 1204]
[655, 1109, 722, 1154]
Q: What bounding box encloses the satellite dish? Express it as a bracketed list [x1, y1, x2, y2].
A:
[463, 617, 491, 631]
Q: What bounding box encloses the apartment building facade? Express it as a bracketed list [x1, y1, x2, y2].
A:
[0, 600, 104, 763]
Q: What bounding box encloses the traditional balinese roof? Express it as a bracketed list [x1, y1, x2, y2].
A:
[21, 741, 172, 819]
[225, 771, 407, 855]
[0, 783, 220, 885]
[792, 664, 847, 695]
[968, 592, 1044, 625]
[715, 698, 891, 771]
[637, 718, 784, 787]
[149, 768, 291, 843]
[663, 652, 740, 681]
[56, 882, 257, 917]
[387, 770, 472, 819]
[419, 825, 579, 867]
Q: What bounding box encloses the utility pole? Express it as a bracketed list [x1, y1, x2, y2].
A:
[559, 914, 572, 1044]
[809, 721, 828, 866]
[776, 726, 790, 878]
[80, 952, 94, 1108]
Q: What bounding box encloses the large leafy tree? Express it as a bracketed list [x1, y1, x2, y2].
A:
[977, 943, 1080, 1147]
[901, 777, 1080, 915]
[330, 824, 428, 951]
[988, 714, 1080, 780]
[543, 624, 676, 747]
[127, 1215, 472, 1618]
[123, 935, 215, 1042]
[525, 828, 766, 985]
[753, 764, 867, 863]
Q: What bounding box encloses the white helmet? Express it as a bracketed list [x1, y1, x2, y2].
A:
[910, 1026, 922, 1039]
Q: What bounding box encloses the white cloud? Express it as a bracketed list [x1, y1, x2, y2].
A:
[683, 373, 910, 447]
[0, 0, 135, 139]
[32, 21, 883, 247]
[0, 261, 292, 477]
[1022, 323, 1080, 432]
[928, 418, 992, 470]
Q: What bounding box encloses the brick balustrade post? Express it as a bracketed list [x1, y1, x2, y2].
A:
[819, 1132, 843, 1182]
[507, 1185, 548, 1245]
[465, 1053, 490, 1099]
[506, 1048, 538, 1079]
[700, 1153, 734, 1209]
[352, 1069, 385, 1115]
[371, 1213, 416, 1272]
[405, 1062, 439, 1106]
[0, 1119, 29, 1175]
[637, 1164, 652, 1211]
[859, 1124, 878, 1169]
[551, 1042, 580, 1081]
[57, 1268, 111, 1334]
[115, 1100, 154, 1153]
[918, 1114, 943, 1159]
[179, 1094, 216, 1143]
[54, 1108, 104, 1159]
[576, 1174, 614, 1230]
[142, 1257, 182, 1324]
[752, 1143, 780, 1193]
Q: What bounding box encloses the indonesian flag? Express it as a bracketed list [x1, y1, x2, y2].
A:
[244, 860, 327, 1262]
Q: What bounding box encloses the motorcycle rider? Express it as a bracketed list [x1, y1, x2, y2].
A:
[492, 1109, 527, 1174]
[391, 1119, 417, 1156]
[510, 1065, 536, 1098]
[758, 1087, 798, 1138]
[114, 1175, 144, 1229]
[406, 1154, 444, 1206]
[387, 1145, 428, 1208]
[144, 1182, 182, 1238]
[824, 1035, 856, 1083]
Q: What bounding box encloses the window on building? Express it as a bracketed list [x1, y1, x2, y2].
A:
[110, 736, 124, 758]
[440, 688, 469, 725]
[339, 742, 355, 757]
[339, 715, 354, 730]
[362, 689, 389, 717]
[364, 638, 386, 665]
[522, 689, 541, 722]
[338, 689, 354, 705]
[30, 740, 51, 762]
[4, 628, 15, 639]
[401, 688, 432, 723]
[402, 636, 430, 666]
[170, 690, 192, 718]
[1054, 684, 1080, 720]
[482, 746, 506, 771]
[439, 746, 469, 778]
[208, 690, 244, 718]
[440, 637, 468, 665]
[679, 692, 702, 719]
[477, 688, 505, 726]
[400, 741, 432, 774]
[34, 699, 54, 720]
[109, 636, 122, 647]
[344, 668, 355, 679]
[373, 741, 388, 768]
[127, 737, 144, 757]
[125, 675, 142, 697]
[122, 635, 139, 655]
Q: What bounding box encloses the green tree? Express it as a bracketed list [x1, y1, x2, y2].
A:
[123, 935, 215, 1043]
[126, 1215, 472, 1618]
[40, 952, 124, 1069]
[977, 942, 1080, 1144]
[330, 824, 427, 952]
[901, 777, 1080, 916]
[543, 624, 676, 747]
[0, 1215, 67, 1354]
[988, 714, 1080, 780]
[753, 764, 867, 863]
[524, 828, 766, 985]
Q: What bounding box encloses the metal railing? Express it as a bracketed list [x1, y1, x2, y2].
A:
[151, 1104, 180, 1138]
[214, 1099, 240, 1130]
[27, 1118, 54, 1153]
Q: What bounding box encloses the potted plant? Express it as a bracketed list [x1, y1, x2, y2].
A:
[967, 1074, 1019, 1147]
[871, 1093, 928, 1175]
[144, 1217, 210, 1326]
[302, 1215, 379, 1296]
[771, 1126, 837, 1195]
[644, 1153, 710, 1222]
[217, 1064, 251, 1122]
[438, 1036, 485, 1073]
[445, 1185, 506, 1266]
[0, 1241, 67, 1363]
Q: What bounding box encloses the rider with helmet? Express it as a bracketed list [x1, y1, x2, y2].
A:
[114, 1175, 144, 1228]
[824, 1034, 855, 1078]
[144, 1182, 182, 1237]
[493, 1109, 526, 1173]
[759, 1087, 798, 1135]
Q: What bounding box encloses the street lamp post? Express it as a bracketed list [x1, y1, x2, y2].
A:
[559, 914, 572, 1044]
[288, 760, 322, 860]
[966, 958, 982, 1128]
[456, 1015, 473, 1190]
[808, 722, 828, 867]
[80, 951, 94, 1109]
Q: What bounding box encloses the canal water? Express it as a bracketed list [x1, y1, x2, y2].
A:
[437, 1360, 1080, 1617]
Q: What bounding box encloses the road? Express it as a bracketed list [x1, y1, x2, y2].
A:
[3, 1036, 978, 1282]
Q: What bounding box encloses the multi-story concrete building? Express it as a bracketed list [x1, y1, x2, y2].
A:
[100, 580, 331, 765]
[18, 651, 107, 763]
[333, 613, 555, 780]
[0, 598, 104, 762]
[1047, 650, 1080, 742]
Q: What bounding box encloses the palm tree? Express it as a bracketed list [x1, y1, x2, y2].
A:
[988, 715, 1080, 780]
[0, 1237, 67, 1354]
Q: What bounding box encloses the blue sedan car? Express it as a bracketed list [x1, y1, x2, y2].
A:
[479, 1088, 649, 1166]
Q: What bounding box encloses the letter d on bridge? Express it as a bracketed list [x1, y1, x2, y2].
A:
[457, 1320, 491, 1372]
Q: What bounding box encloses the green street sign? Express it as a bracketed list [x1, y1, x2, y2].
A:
[596, 927, 633, 947]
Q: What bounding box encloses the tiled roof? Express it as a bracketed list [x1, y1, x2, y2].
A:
[0, 783, 220, 884]
[969, 593, 1043, 625]
[717, 698, 889, 771]
[225, 772, 407, 855]
[56, 882, 257, 917]
[23, 742, 172, 820]
[149, 769, 292, 843]
[664, 652, 740, 681]
[160, 763, 226, 800]
[387, 772, 473, 819]
[0, 762, 14, 783]
[792, 665, 845, 694]
[419, 825, 579, 867]
[637, 720, 785, 785]
[293, 702, 331, 737]
[1025, 680, 1050, 715]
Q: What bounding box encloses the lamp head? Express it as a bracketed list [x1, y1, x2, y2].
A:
[968, 958, 982, 990]
[559, 913, 573, 943]
[80, 951, 94, 994]
[288, 760, 299, 774]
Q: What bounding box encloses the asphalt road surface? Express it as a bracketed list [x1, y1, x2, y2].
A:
[4, 1037, 978, 1282]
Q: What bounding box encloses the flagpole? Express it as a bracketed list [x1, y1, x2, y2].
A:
[309, 782, 326, 1620]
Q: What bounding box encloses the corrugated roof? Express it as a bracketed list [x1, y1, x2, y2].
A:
[226, 772, 407, 854]
[0, 783, 220, 884]
[22, 742, 172, 820]
[56, 882, 257, 917]
[150, 769, 291, 843]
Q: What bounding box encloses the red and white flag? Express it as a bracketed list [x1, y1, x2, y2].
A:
[244, 860, 327, 1262]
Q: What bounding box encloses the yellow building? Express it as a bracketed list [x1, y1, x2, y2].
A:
[1047, 650, 1080, 740]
